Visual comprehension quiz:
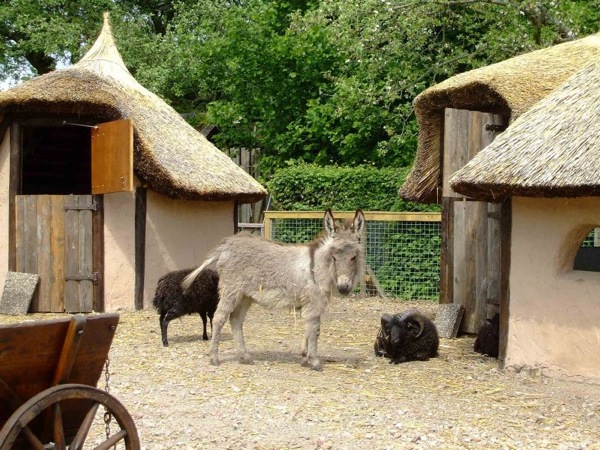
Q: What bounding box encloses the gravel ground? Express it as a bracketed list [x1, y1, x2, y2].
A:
[104, 296, 600, 450]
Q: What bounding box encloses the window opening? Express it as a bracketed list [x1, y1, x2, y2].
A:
[573, 227, 600, 272]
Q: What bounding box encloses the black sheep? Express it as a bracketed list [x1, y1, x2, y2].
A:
[474, 313, 500, 358]
[374, 310, 439, 364]
[152, 267, 220, 346]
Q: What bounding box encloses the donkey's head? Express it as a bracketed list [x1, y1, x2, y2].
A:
[322, 209, 365, 295]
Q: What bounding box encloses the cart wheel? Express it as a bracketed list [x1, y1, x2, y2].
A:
[0, 383, 140, 450]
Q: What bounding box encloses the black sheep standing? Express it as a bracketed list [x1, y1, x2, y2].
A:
[152, 268, 220, 346]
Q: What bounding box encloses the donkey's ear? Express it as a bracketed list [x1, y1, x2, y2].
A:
[323, 208, 336, 236]
[352, 209, 365, 236]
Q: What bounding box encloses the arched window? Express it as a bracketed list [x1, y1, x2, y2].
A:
[573, 227, 600, 272]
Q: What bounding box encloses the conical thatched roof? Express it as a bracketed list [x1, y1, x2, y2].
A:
[400, 32, 600, 203]
[449, 63, 600, 202]
[0, 13, 267, 203]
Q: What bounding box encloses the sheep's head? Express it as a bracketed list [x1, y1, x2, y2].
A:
[383, 312, 426, 346]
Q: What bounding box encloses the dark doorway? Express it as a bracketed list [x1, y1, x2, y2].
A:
[21, 125, 91, 195]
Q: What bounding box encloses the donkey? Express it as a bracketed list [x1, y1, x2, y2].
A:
[182, 209, 365, 371]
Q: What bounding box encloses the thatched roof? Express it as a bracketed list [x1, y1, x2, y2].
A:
[0, 13, 267, 203]
[449, 64, 600, 202]
[400, 32, 600, 203]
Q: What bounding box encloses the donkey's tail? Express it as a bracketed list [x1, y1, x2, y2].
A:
[182, 254, 218, 293]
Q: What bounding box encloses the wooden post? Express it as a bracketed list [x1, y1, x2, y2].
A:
[9, 121, 21, 271]
[134, 187, 147, 310]
[498, 200, 512, 365]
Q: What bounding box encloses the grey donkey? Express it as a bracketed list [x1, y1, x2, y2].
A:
[182, 209, 365, 371]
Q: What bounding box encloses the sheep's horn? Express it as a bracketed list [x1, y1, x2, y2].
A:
[413, 315, 425, 338]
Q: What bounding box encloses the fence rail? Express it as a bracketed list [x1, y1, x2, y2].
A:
[263, 211, 442, 300]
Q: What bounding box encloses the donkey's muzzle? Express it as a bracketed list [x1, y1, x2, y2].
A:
[337, 283, 352, 296]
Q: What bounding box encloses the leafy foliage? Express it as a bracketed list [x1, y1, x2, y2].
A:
[266, 162, 439, 212]
[1, 0, 599, 172]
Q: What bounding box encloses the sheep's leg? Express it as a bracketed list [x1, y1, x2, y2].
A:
[301, 316, 322, 371]
[160, 311, 170, 347]
[199, 311, 209, 340]
[229, 297, 253, 364]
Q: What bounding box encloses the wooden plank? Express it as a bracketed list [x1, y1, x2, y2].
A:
[487, 203, 502, 312]
[78, 196, 94, 312]
[65, 195, 80, 312]
[473, 201, 489, 332]
[52, 316, 87, 385]
[443, 109, 470, 197]
[134, 187, 146, 310]
[440, 197, 454, 304]
[50, 196, 66, 312]
[452, 200, 469, 321]
[263, 211, 442, 222]
[35, 196, 53, 312]
[92, 195, 104, 312]
[91, 119, 133, 194]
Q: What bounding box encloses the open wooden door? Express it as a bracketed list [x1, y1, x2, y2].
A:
[440, 109, 509, 347]
[12, 118, 133, 312]
[92, 119, 134, 194]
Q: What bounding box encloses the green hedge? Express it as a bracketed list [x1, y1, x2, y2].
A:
[265, 163, 439, 212]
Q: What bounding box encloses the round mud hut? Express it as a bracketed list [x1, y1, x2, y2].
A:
[0, 13, 267, 313]
[399, 31, 600, 381]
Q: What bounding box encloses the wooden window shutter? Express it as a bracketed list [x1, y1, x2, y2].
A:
[91, 119, 134, 194]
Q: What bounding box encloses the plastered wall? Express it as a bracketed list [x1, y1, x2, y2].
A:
[143, 192, 233, 309]
[507, 197, 600, 381]
[103, 189, 137, 311]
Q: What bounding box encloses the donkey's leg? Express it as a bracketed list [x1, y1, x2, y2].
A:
[209, 290, 238, 366]
[301, 316, 322, 371]
[229, 297, 253, 364]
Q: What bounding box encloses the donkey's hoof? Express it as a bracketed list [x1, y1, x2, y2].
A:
[301, 357, 323, 372]
[209, 357, 220, 366]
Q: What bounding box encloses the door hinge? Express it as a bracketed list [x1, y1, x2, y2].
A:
[66, 272, 99, 284]
[65, 203, 97, 211]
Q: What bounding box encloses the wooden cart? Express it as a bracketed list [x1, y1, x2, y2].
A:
[0, 314, 140, 449]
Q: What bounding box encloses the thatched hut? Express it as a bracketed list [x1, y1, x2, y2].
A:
[398, 32, 600, 373]
[449, 64, 600, 380]
[0, 13, 267, 313]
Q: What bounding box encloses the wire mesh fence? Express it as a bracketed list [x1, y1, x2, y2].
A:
[263, 211, 442, 301]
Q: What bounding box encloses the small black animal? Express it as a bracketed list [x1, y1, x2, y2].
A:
[474, 313, 500, 358]
[152, 267, 219, 346]
[374, 310, 439, 363]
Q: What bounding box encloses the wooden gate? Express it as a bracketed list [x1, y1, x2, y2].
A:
[15, 195, 99, 313]
[441, 108, 509, 335]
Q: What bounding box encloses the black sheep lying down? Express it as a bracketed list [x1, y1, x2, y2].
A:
[474, 313, 500, 358]
[152, 268, 220, 346]
[374, 310, 439, 363]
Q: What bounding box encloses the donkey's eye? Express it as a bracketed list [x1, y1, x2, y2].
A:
[351, 256, 356, 261]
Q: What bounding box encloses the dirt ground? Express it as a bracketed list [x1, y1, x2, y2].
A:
[5, 297, 600, 449]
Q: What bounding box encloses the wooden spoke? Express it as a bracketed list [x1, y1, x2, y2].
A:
[0, 384, 139, 449]
[69, 402, 100, 450]
[52, 402, 66, 450]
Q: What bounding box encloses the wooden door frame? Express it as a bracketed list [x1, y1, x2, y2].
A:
[8, 117, 105, 312]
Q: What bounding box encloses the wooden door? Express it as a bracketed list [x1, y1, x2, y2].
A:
[441, 108, 508, 334]
[15, 195, 98, 313]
